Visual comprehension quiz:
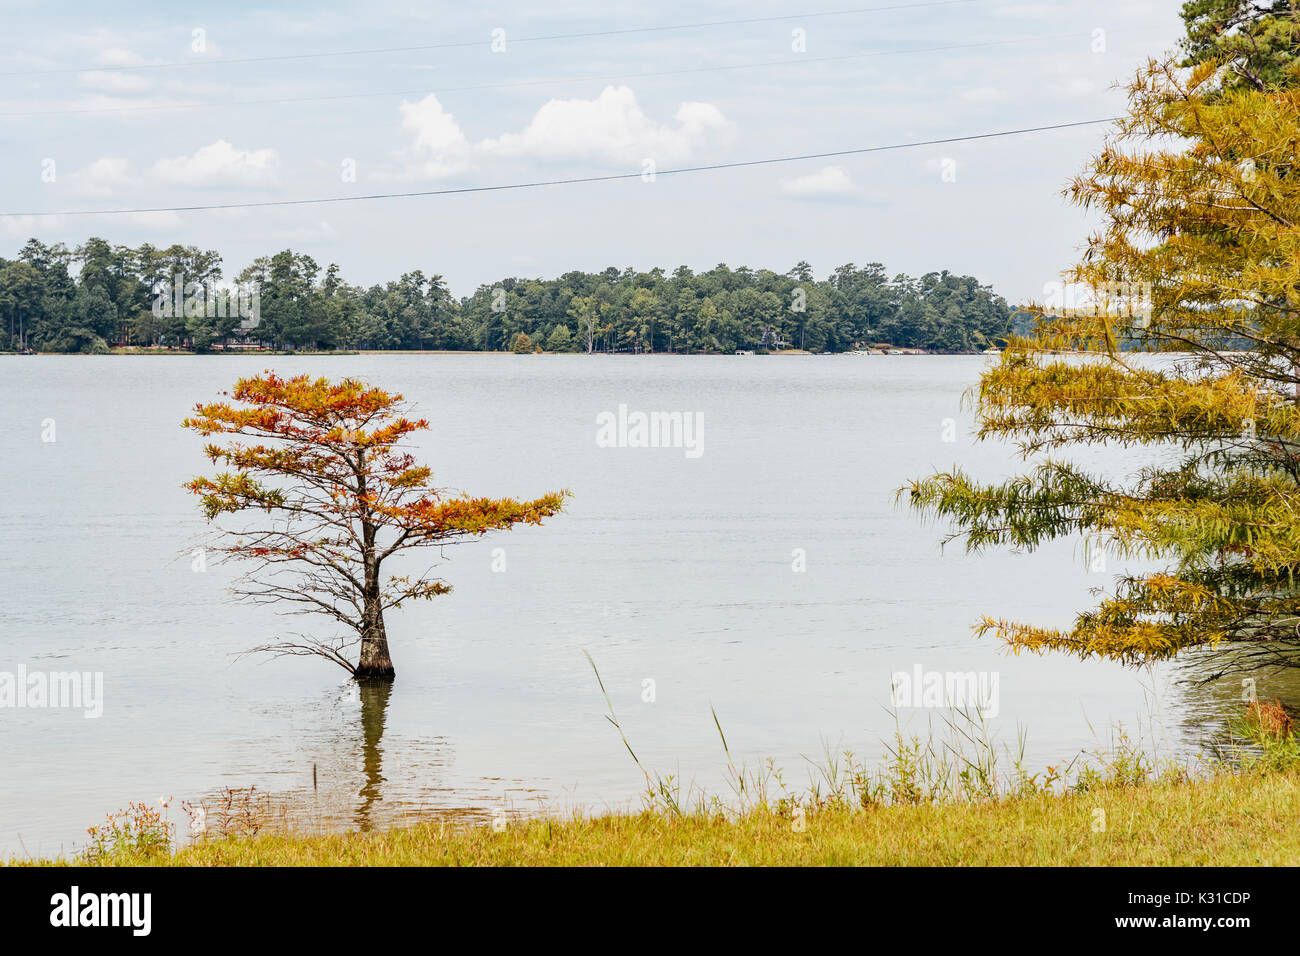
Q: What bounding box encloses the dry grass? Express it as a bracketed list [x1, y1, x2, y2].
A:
[14, 699, 1300, 867]
[16, 763, 1298, 867]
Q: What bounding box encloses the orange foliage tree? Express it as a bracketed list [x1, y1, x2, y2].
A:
[182, 372, 569, 680]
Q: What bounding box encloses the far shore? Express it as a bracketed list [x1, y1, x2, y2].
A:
[2, 347, 1002, 357]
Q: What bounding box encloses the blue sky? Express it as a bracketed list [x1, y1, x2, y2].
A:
[0, 0, 1185, 301]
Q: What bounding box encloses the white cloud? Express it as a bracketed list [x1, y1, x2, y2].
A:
[266, 221, 338, 241]
[149, 140, 280, 186]
[92, 46, 147, 67]
[390, 86, 732, 180]
[394, 93, 472, 178]
[0, 214, 68, 238]
[779, 165, 865, 200]
[32, 93, 195, 115]
[77, 70, 153, 93]
[477, 86, 731, 166]
[960, 86, 1003, 103]
[66, 156, 135, 197]
[992, 3, 1057, 18]
[1052, 77, 1097, 97]
[125, 210, 182, 229]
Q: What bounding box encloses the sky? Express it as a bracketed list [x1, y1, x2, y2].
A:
[0, 0, 1188, 302]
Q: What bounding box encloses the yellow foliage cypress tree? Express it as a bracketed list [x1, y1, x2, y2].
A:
[904, 55, 1300, 671]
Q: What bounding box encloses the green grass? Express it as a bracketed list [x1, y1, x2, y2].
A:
[14, 764, 1300, 866]
[11, 696, 1300, 867]
[11, 665, 1300, 868]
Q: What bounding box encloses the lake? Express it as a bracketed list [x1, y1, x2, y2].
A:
[0, 354, 1260, 856]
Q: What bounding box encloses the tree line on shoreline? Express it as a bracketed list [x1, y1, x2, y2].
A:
[0, 237, 1012, 354]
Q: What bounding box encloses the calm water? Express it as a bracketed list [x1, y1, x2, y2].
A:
[0, 354, 1256, 855]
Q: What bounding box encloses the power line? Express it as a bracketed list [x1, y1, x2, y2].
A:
[0, 33, 1087, 118]
[0, 0, 982, 77]
[2, 118, 1118, 218]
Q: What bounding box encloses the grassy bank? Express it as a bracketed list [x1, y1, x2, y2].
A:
[14, 700, 1300, 867]
[11, 763, 1298, 866]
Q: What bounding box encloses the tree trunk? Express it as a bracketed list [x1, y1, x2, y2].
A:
[355, 600, 395, 680]
[356, 463, 395, 681]
[355, 503, 395, 680]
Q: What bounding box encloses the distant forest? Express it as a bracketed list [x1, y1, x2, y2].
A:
[0, 238, 1013, 354]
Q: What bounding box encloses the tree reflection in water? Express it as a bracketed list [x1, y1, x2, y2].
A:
[356, 680, 393, 831]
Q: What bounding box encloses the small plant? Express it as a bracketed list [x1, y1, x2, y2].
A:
[81, 801, 173, 863]
[1069, 725, 1161, 793]
[180, 799, 207, 837]
[213, 786, 276, 839]
[1246, 697, 1295, 740]
[1222, 697, 1300, 773]
[581, 656, 1237, 821]
[882, 732, 927, 805]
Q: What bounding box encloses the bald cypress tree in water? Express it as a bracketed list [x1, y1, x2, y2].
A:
[184, 373, 568, 680]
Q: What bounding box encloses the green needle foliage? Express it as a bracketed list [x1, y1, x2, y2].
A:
[904, 53, 1300, 673]
[1180, 0, 1300, 93]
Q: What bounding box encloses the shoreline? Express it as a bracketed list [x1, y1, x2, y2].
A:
[16, 763, 1299, 867]
[1, 348, 995, 357]
[16, 704, 1298, 867]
